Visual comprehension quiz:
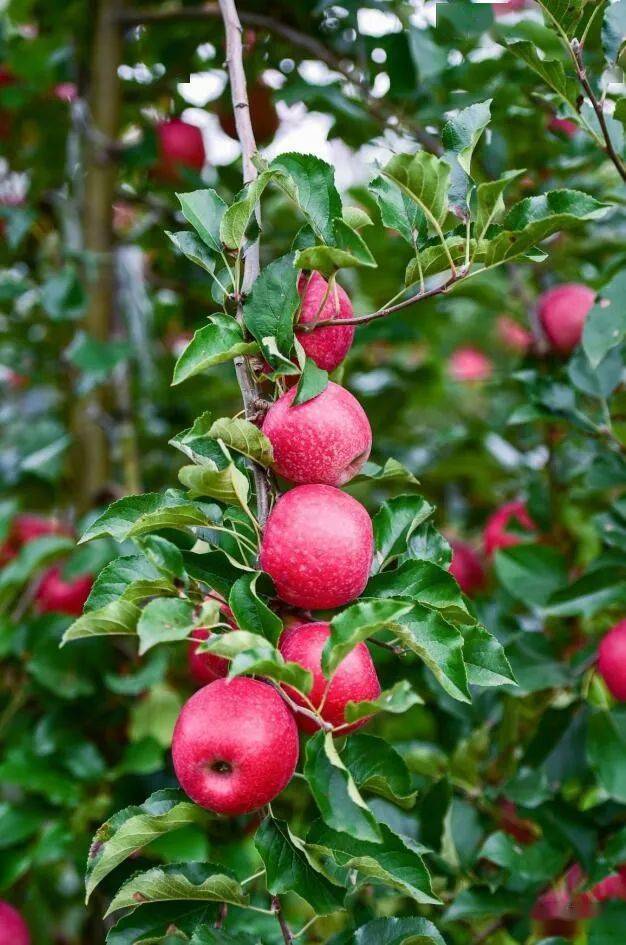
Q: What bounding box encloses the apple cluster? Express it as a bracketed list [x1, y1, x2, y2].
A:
[172, 272, 383, 816]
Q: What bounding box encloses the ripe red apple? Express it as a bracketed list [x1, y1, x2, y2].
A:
[483, 501, 536, 556]
[296, 272, 355, 372]
[598, 620, 626, 701]
[449, 541, 485, 596]
[538, 283, 595, 355]
[187, 628, 230, 685]
[35, 567, 93, 616]
[172, 677, 299, 815]
[259, 484, 373, 610]
[155, 119, 205, 181]
[532, 865, 596, 937]
[497, 315, 533, 354]
[219, 82, 278, 144]
[278, 622, 381, 734]
[493, 0, 528, 14]
[448, 347, 493, 383]
[11, 514, 72, 546]
[261, 382, 372, 486]
[592, 868, 626, 902]
[0, 901, 30, 945]
[549, 116, 578, 138]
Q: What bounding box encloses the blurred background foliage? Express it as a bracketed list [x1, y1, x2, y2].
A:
[1, 0, 626, 942]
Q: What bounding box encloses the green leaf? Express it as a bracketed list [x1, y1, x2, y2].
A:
[202, 630, 312, 692]
[0, 535, 75, 605]
[544, 566, 626, 617]
[129, 683, 182, 748]
[269, 153, 342, 243]
[208, 418, 274, 467]
[461, 624, 516, 687]
[255, 817, 344, 914]
[137, 598, 218, 656]
[475, 169, 526, 241]
[308, 819, 437, 905]
[588, 708, 626, 803]
[372, 494, 435, 572]
[353, 458, 420, 489]
[494, 545, 568, 608]
[589, 901, 626, 943]
[86, 790, 203, 901]
[353, 916, 446, 945]
[443, 99, 492, 208]
[304, 731, 382, 842]
[537, 0, 591, 37]
[172, 316, 258, 386]
[242, 254, 299, 364]
[394, 604, 471, 703]
[383, 152, 451, 230]
[166, 231, 216, 274]
[445, 886, 524, 920]
[345, 680, 423, 723]
[367, 559, 472, 623]
[81, 491, 210, 544]
[107, 902, 213, 945]
[228, 572, 282, 643]
[341, 734, 417, 809]
[178, 463, 249, 512]
[322, 599, 413, 676]
[85, 555, 174, 611]
[62, 599, 141, 645]
[370, 175, 424, 247]
[583, 272, 626, 369]
[506, 41, 579, 111]
[177, 189, 227, 252]
[105, 862, 248, 916]
[294, 357, 329, 405]
[182, 549, 246, 599]
[343, 206, 373, 230]
[478, 831, 568, 884]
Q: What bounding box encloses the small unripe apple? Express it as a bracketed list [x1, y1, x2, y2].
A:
[155, 119, 205, 181]
[261, 382, 372, 486]
[598, 620, 626, 701]
[538, 283, 595, 354]
[497, 315, 533, 354]
[483, 501, 536, 556]
[449, 541, 485, 596]
[35, 567, 93, 616]
[296, 272, 355, 372]
[0, 901, 30, 945]
[278, 622, 381, 734]
[219, 82, 278, 144]
[448, 347, 493, 383]
[259, 484, 373, 610]
[172, 677, 299, 815]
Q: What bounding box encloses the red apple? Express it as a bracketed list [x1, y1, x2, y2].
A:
[497, 315, 533, 354]
[155, 119, 205, 182]
[0, 901, 30, 945]
[11, 514, 72, 546]
[592, 869, 626, 902]
[172, 677, 299, 815]
[449, 540, 485, 596]
[496, 799, 537, 845]
[296, 272, 355, 372]
[219, 82, 278, 144]
[598, 620, 626, 701]
[35, 567, 93, 616]
[187, 628, 230, 685]
[549, 116, 578, 138]
[278, 621, 381, 734]
[259, 484, 373, 610]
[483, 500, 536, 556]
[538, 283, 595, 355]
[532, 865, 596, 937]
[493, 0, 528, 14]
[261, 382, 372, 486]
[448, 347, 493, 383]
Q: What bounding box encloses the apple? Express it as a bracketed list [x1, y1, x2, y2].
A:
[532, 865, 596, 937]
[259, 484, 373, 610]
[598, 620, 626, 701]
[493, 0, 528, 14]
[538, 283, 595, 354]
[483, 500, 536, 556]
[448, 347, 493, 383]
[549, 116, 578, 138]
[0, 901, 30, 945]
[35, 567, 93, 616]
[11, 514, 72, 546]
[496, 799, 536, 845]
[187, 628, 230, 685]
[155, 119, 205, 181]
[219, 82, 278, 144]
[261, 382, 372, 486]
[497, 315, 533, 354]
[278, 621, 381, 734]
[592, 868, 626, 902]
[172, 677, 299, 815]
[296, 272, 355, 372]
[449, 541, 485, 596]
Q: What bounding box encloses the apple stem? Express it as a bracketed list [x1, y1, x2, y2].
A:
[272, 895, 294, 945]
[269, 681, 334, 731]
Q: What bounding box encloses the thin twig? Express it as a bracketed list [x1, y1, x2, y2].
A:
[272, 895, 294, 945]
[268, 680, 334, 731]
[118, 4, 441, 153]
[218, 0, 273, 525]
[571, 39, 626, 183]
